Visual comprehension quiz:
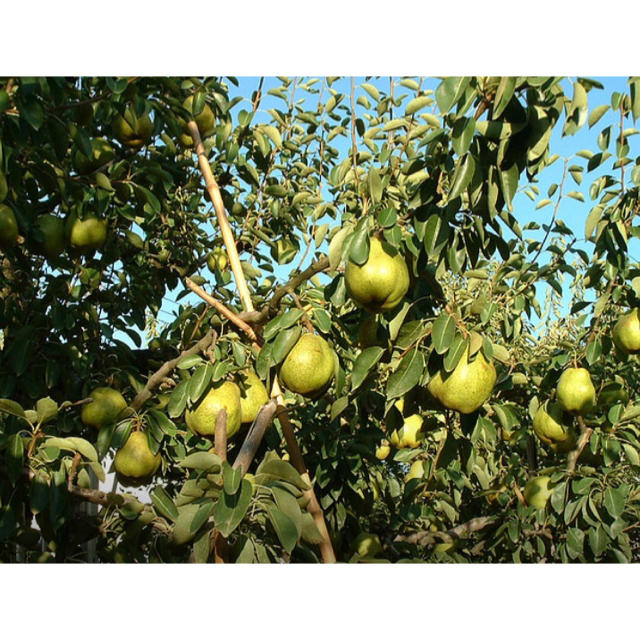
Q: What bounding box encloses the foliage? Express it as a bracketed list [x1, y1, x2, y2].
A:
[1, 75, 640, 563]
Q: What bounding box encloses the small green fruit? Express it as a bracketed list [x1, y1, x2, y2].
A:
[34, 214, 65, 260]
[238, 369, 269, 424]
[67, 215, 108, 254]
[112, 107, 153, 149]
[207, 247, 228, 272]
[114, 431, 160, 481]
[532, 402, 576, 452]
[352, 532, 383, 558]
[185, 381, 242, 438]
[612, 308, 640, 354]
[81, 387, 127, 429]
[427, 346, 496, 414]
[0, 204, 18, 249]
[524, 476, 552, 510]
[72, 138, 115, 175]
[556, 367, 596, 416]
[279, 333, 335, 397]
[345, 237, 409, 312]
[179, 96, 215, 147]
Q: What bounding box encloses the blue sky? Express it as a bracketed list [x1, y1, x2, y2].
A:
[133, 77, 639, 345]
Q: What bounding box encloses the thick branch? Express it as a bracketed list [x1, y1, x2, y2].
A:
[394, 516, 497, 547]
[129, 329, 217, 412]
[215, 408, 227, 462]
[232, 400, 279, 474]
[187, 120, 254, 313]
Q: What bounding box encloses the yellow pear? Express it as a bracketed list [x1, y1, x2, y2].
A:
[0, 204, 18, 249]
[186, 381, 242, 438]
[427, 346, 496, 414]
[345, 237, 409, 312]
[612, 308, 640, 354]
[556, 367, 596, 416]
[396, 414, 424, 448]
[114, 431, 160, 480]
[279, 333, 335, 397]
[375, 440, 391, 460]
[238, 369, 269, 424]
[523, 475, 552, 509]
[532, 402, 576, 453]
[81, 387, 127, 429]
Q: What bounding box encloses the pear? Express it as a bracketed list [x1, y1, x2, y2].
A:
[0, 204, 18, 249]
[238, 369, 269, 424]
[344, 236, 409, 312]
[612, 308, 640, 354]
[81, 387, 127, 429]
[375, 440, 391, 460]
[427, 346, 496, 414]
[72, 138, 115, 175]
[207, 247, 228, 272]
[114, 431, 160, 481]
[179, 95, 215, 147]
[186, 381, 242, 438]
[67, 215, 108, 254]
[34, 214, 65, 260]
[352, 532, 383, 558]
[391, 414, 424, 449]
[556, 367, 596, 416]
[112, 107, 153, 149]
[279, 333, 335, 397]
[523, 475, 552, 509]
[532, 402, 576, 453]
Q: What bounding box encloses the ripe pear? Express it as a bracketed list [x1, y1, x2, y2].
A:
[392, 414, 424, 448]
[34, 214, 65, 260]
[112, 107, 153, 149]
[186, 381, 242, 438]
[72, 138, 115, 175]
[375, 440, 391, 460]
[427, 347, 496, 414]
[532, 402, 576, 452]
[114, 431, 160, 481]
[556, 367, 596, 416]
[81, 387, 127, 429]
[279, 333, 335, 397]
[352, 532, 383, 558]
[238, 369, 269, 424]
[67, 215, 108, 254]
[612, 308, 640, 354]
[0, 204, 18, 249]
[179, 96, 215, 146]
[524, 475, 552, 510]
[344, 236, 409, 312]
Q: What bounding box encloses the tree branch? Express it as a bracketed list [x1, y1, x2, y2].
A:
[129, 329, 217, 412]
[232, 400, 279, 474]
[214, 408, 227, 462]
[566, 416, 594, 475]
[394, 516, 497, 547]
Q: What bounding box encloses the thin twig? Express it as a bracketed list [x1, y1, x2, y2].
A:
[394, 516, 497, 547]
[566, 417, 594, 475]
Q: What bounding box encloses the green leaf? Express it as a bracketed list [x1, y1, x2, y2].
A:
[368, 168, 383, 204]
[223, 462, 243, 495]
[177, 354, 204, 370]
[168, 380, 190, 419]
[65, 437, 98, 462]
[328, 225, 352, 272]
[448, 154, 475, 201]
[188, 364, 213, 404]
[272, 485, 302, 538]
[588, 525, 609, 557]
[604, 485, 626, 519]
[351, 347, 385, 391]
[436, 77, 469, 114]
[213, 479, 253, 537]
[493, 77, 517, 118]
[499, 164, 519, 211]
[452, 117, 476, 156]
[36, 397, 58, 425]
[443, 334, 468, 373]
[566, 527, 585, 560]
[300, 512, 325, 544]
[589, 104, 610, 128]
[267, 507, 299, 554]
[348, 218, 371, 266]
[260, 125, 283, 149]
[151, 486, 179, 521]
[271, 325, 302, 365]
[630, 79, 640, 121]
[361, 83, 380, 101]
[406, 96, 431, 115]
[386, 348, 424, 400]
[432, 312, 456, 355]
[256, 459, 310, 491]
[6, 434, 24, 484]
[179, 451, 222, 471]
[330, 396, 349, 421]
[0, 398, 26, 420]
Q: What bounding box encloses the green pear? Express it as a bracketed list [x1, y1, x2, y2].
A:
[556, 367, 596, 416]
[114, 431, 160, 480]
[427, 346, 496, 414]
[390, 414, 424, 448]
[72, 138, 115, 175]
[67, 215, 108, 254]
[34, 214, 65, 260]
[112, 107, 153, 149]
[178, 96, 215, 147]
[352, 532, 383, 558]
[612, 308, 640, 354]
[344, 236, 409, 312]
[207, 247, 228, 272]
[0, 204, 18, 249]
[186, 381, 242, 438]
[532, 402, 576, 452]
[238, 369, 269, 424]
[279, 333, 335, 397]
[524, 476, 552, 509]
[81, 387, 127, 429]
